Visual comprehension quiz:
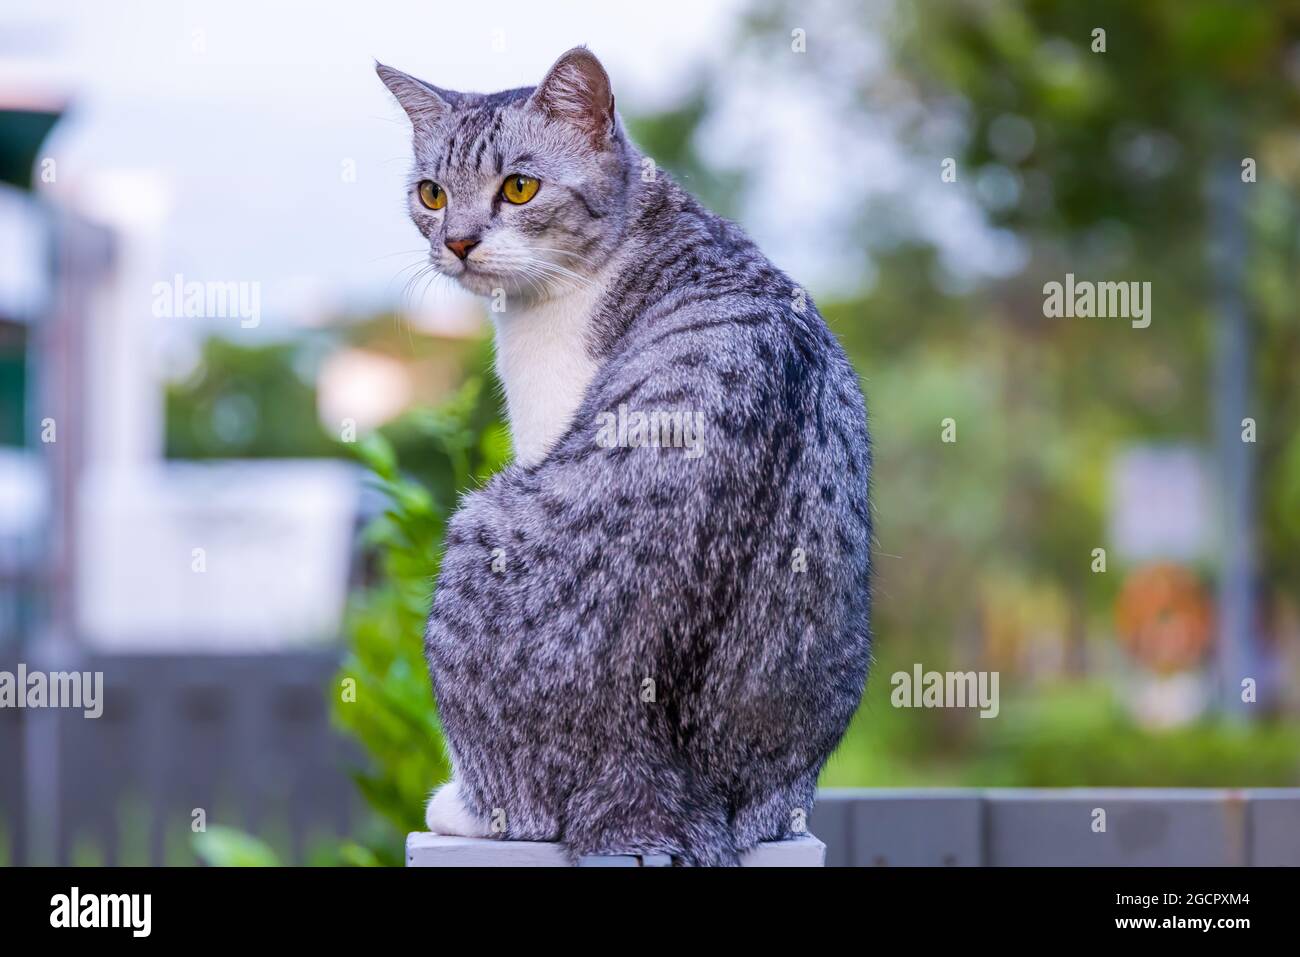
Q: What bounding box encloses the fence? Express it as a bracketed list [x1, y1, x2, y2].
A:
[5, 656, 1300, 866]
[406, 789, 1300, 866]
[810, 788, 1300, 866]
[0, 651, 362, 865]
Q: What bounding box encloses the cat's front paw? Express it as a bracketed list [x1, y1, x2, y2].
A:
[425, 780, 493, 837]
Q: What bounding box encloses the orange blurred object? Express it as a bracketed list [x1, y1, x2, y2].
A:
[1114, 563, 1214, 675]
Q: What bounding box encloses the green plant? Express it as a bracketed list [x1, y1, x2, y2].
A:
[192, 826, 280, 867]
[332, 374, 509, 865]
[821, 670, 1300, 788]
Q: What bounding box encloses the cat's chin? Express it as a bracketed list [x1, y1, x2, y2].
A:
[455, 270, 556, 304]
[453, 271, 510, 298]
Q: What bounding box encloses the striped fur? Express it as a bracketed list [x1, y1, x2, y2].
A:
[379, 48, 872, 866]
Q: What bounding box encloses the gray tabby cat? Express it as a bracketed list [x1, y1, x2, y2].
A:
[377, 47, 872, 866]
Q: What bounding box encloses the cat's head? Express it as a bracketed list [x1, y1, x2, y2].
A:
[377, 47, 629, 300]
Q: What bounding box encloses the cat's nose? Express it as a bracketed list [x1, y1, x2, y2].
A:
[445, 237, 480, 260]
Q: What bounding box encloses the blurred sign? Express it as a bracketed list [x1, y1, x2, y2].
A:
[1109, 445, 1210, 562]
[77, 459, 360, 651]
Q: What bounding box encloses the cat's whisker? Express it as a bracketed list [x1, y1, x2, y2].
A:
[512, 268, 581, 299]
[395, 274, 422, 315]
[509, 263, 553, 301]
[485, 258, 588, 300]
[514, 257, 596, 292]
[398, 263, 429, 299]
[400, 264, 443, 316]
[525, 246, 602, 267]
[517, 253, 591, 275]
[394, 266, 433, 340]
[527, 267, 595, 296]
[390, 260, 433, 290]
[416, 266, 449, 305]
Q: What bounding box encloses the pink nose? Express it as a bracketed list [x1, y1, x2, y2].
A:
[445, 237, 480, 260]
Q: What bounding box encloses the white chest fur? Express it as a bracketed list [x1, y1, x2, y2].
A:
[491, 280, 604, 467]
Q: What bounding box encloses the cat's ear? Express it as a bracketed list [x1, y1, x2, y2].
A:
[529, 46, 615, 148]
[376, 62, 458, 127]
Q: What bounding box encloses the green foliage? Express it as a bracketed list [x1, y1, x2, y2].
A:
[191, 826, 281, 867]
[332, 372, 508, 865]
[973, 688, 1300, 787]
[823, 670, 1300, 788]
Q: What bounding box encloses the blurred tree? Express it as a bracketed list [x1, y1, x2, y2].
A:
[625, 86, 745, 218]
[165, 338, 339, 459]
[725, 0, 1300, 699]
[886, 0, 1300, 708]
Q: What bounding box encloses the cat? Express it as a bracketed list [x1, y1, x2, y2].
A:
[377, 46, 872, 866]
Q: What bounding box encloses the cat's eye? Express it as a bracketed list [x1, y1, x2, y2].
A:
[417, 180, 446, 210]
[501, 174, 540, 205]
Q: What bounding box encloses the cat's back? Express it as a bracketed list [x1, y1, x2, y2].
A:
[584, 175, 870, 506]
[541, 175, 872, 649]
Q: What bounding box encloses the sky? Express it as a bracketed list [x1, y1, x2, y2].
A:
[2, 0, 1009, 331]
[2, 0, 746, 325]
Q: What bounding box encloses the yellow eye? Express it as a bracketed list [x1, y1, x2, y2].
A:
[417, 180, 445, 210]
[501, 174, 540, 204]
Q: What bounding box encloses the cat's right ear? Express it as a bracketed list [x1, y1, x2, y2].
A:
[375, 62, 456, 127]
[529, 47, 615, 148]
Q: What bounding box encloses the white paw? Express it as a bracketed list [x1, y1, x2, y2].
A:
[425, 780, 492, 837]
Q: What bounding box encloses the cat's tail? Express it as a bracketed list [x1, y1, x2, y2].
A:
[562, 773, 741, 867]
[674, 819, 743, 867]
[563, 817, 740, 867]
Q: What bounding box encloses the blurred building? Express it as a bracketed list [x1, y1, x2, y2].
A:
[0, 96, 365, 653]
[0, 91, 362, 865]
[0, 94, 112, 652]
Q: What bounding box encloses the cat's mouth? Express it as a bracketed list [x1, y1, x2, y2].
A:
[452, 256, 523, 285]
[445, 252, 490, 276]
[444, 252, 570, 300]
[445, 257, 510, 297]
[453, 258, 497, 284]
[439, 253, 483, 278]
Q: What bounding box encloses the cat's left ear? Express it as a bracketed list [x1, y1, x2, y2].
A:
[529, 47, 616, 148]
[376, 61, 459, 127]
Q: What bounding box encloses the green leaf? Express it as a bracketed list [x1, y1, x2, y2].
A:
[337, 841, 385, 867]
[356, 433, 399, 481]
[191, 826, 281, 867]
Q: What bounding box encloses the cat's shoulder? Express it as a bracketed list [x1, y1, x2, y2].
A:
[609, 282, 845, 393]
